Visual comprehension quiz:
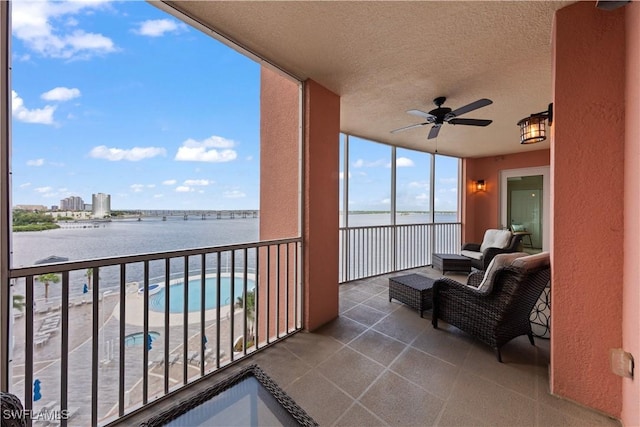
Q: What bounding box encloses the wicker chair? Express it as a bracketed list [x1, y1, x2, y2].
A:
[1, 392, 26, 427]
[460, 229, 522, 271]
[432, 252, 550, 362]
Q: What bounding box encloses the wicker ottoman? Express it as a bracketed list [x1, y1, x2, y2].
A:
[432, 253, 472, 274]
[389, 274, 434, 318]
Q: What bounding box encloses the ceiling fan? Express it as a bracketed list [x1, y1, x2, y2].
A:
[391, 96, 493, 139]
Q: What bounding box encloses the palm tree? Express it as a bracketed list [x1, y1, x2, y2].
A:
[36, 273, 60, 300]
[235, 289, 256, 343]
[12, 294, 25, 312]
[85, 268, 93, 290]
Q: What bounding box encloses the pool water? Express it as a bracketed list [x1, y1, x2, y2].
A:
[149, 276, 255, 313]
[124, 331, 160, 347]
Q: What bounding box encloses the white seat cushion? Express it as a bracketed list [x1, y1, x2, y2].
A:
[476, 252, 529, 293]
[479, 229, 513, 253]
[460, 250, 483, 260]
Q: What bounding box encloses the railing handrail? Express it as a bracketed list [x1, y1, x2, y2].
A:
[339, 221, 460, 231]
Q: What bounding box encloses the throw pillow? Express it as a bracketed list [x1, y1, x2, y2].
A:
[511, 224, 526, 232]
[476, 252, 528, 293]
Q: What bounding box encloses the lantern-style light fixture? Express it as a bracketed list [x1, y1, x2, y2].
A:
[518, 103, 553, 144]
[475, 180, 486, 192]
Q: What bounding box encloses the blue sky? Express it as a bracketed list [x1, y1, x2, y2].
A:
[10, 0, 459, 212]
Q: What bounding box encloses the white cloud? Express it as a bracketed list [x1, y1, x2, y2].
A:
[27, 159, 45, 166]
[183, 179, 211, 186]
[175, 136, 238, 163]
[409, 180, 429, 190]
[19, 183, 32, 188]
[353, 158, 387, 168]
[129, 184, 154, 193]
[153, 194, 164, 199]
[11, 0, 116, 60]
[223, 190, 246, 199]
[34, 186, 53, 193]
[12, 91, 56, 125]
[134, 19, 186, 37]
[162, 179, 177, 186]
[41, 87, 81, 102]
[396, 157, 415, 167]
[439, 177, 458, 184]
[175, 186, 193, 193]
[89, 145, 167, 161]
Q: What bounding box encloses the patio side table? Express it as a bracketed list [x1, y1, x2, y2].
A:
[389, 274, 434, 318]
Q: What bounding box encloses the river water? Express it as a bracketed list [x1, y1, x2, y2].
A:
[11, 216, 260, 268]
[11, 212, 457, 301]
[11, 212, 457, 268]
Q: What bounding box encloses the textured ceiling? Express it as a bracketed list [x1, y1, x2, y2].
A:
[159, 1, 577, 158]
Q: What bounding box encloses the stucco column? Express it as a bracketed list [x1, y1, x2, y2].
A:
[303, 80, 340, 331]
[623, 3, 640, 425]
[551, 2, 624, 417]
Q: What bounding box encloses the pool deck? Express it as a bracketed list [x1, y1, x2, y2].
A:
[10, 289, 246, 425]
[115, 290, 233, 327]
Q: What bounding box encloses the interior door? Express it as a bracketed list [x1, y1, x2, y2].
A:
[500, 166, 550, 251]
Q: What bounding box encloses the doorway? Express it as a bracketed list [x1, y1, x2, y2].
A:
[500, 166, 550, 251]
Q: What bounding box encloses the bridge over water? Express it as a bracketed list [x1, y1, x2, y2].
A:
[135, 210, 259, 220]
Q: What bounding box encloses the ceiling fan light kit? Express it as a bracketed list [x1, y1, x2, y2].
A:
[518, 103, 553, 144]
[391, 96, 493, 140]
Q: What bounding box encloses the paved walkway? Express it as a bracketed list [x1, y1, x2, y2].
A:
[10, 289, 250, 425]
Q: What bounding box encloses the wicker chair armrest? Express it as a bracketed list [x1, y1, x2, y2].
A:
[1, 391, 26, 427]
[433, 276, 487, 297]
[461, 242, 481, 251]
[466, 271, 485, 288]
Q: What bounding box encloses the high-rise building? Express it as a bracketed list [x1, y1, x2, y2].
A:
[59, 196, 85, 211]
[92, 193, 111, 218]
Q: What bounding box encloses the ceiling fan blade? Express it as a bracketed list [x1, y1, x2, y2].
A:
[390, 122, 428, 134]
[596, 0, 630, 10]
[407, 109, 436, 121]
[428, 125, 441, 139]
[449, 98, 493, 117]
[448, 118, 492, 126]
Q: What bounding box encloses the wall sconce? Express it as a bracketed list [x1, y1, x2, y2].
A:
[475, 180, 486, 192]
[517, 103, 553, 144]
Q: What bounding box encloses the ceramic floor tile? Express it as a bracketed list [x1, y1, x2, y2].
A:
[360, 370, 445, 427]
[390, 347, 459, 400]
[348, 329, 407, 367]
[317, 346, 383, 399]
[285, 370, 353, 426]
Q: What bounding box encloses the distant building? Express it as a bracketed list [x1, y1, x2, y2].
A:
[92, 193, 111, 218]
[60, 196, 85, 211]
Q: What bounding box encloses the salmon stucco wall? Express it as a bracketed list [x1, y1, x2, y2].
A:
[260, 67, 300, 240]
[259, 67, 301, 339]
[304, 80, 340, 331]
[551, 2, 624, 417]
[623, 2, 640, 425]
[462, 149, 549, 244]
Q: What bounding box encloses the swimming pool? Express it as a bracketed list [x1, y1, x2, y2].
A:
[148, 276, 255, 313]
[124, 331, 160, 347]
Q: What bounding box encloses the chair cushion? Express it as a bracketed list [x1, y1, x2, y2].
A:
[511, 251, 550, 271]
[479, 229, 513, 253]
[460, 250, 483, 260]
[476, 252, 529, 293]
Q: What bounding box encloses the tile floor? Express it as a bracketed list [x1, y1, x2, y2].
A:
[123, 267, 622, 427]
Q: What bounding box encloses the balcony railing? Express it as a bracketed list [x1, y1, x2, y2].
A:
[7, 238, 302, 426]
[339, 222, 461, 282]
